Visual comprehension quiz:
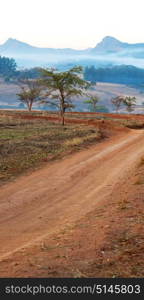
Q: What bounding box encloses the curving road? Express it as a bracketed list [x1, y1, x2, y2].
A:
[0, 129, 144, 261]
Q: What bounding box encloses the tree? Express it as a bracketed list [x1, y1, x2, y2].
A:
[18, 102, 25, 109]
[84, 65, 144, 86]
[0, 56, 17, 78]
[111, 96, 124, 113]
[84, 95, 99, 112]
[17, 79, 43, 112]
[94, 105, 109, 113]
[16, 67, 41, 80]
[123, 96, 136, 113]
[39, 66, 90, 125]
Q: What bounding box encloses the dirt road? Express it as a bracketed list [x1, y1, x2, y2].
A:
[0, 129, 144, 261]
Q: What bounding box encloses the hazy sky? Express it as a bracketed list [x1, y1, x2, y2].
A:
[1, 0, 144, 49]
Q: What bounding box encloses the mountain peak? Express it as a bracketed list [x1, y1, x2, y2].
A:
[4, 38, 30, 46]
[92, 36, 128, 53]
[102, 36, 120, 42]
[1, 38, 35, 53]
[6, 38, 17, 42]
[4, 38, 21, 45]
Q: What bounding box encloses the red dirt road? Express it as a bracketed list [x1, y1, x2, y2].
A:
[0, 129, 144, 261]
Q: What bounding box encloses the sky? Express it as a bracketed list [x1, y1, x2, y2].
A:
[1, 0, 144, 49]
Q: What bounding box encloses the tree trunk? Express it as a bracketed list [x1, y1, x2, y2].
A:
[60, 95, 65, 126]
[29, 101, 33, 112]
[26, 100, 32, 112]
[61, 109, 65, 126]
[26, 103, 31, 112]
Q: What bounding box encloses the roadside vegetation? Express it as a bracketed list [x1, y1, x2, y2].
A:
[0, 114, 102, 184]
[1, 109, 144, 185]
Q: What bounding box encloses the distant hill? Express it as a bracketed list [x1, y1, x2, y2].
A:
[1, 37, 144, 68]
[1, 36, 144, 56]
[91, 36, 144, 56]
[84, 65, 144, 86]
[91, 36, 129, 54]
[0, 38, 90, 56]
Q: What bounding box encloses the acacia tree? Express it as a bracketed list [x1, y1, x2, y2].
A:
[84, 95, 99, 112]
[17, 79, 43, 112]
[39, 66, 90, 125]
[123, 96, 136, 113]
[111, 96, 124, 113]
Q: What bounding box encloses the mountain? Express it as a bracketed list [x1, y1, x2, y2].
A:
[2, 36, 144, 56]
[0, 38, 37, 54]
[1, 36, 144, 68]
[0, 38, 90, 55]
[91, 36, 129, 53]
[91, 36, 144, 57]
[0, 38, 92, 67]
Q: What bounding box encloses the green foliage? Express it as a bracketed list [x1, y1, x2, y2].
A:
[17, 79, 43, 112]
[16, 68, 41, 80]
[111, 95, 136, 113]
[84, 95, 109, 113]
[95, 105, 109, 113]
[111, 96, 124, 112]
[0, 56, 41, 81]
[84, 65, 144, 86]
[18, 103, 25, 109]
[123, 96, 136, 113]
[84, 95, 99, 112]
[39, 66, 90, 125]
[0, 56, 17, 78]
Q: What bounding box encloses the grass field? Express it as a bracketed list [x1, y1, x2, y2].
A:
[0, 114, 102, 184]
[1, 109, 144, 184]
[0, 110, 144, 278]
[1, 109, 144, 128]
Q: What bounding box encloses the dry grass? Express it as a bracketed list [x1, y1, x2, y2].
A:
[64, 133, 100, 147]
[0, 114, 102, 184]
